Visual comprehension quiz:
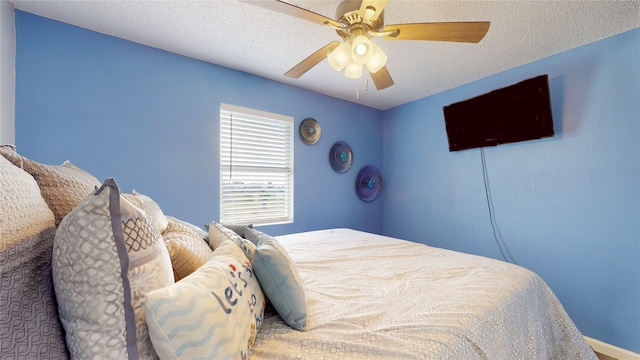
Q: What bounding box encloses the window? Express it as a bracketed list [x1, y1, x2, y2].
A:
[219, 103, 294, 225]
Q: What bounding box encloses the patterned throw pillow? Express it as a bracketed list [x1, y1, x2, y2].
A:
[53, 178, 174, 359]
[0, 155, 69, 358]
[0, 146, 101, 226]
[145, 240, 266, 359]
[244, 228, 308, 331]
[208, 221, 256, 259]
[123, 190, 169, 235]
[163, 217, 213, 281]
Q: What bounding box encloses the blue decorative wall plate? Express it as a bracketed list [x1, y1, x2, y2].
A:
[356, 165, 382, 202]
[329, 141, 353, 173]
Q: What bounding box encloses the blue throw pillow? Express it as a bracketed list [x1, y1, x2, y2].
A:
[244, 228, 307, 331]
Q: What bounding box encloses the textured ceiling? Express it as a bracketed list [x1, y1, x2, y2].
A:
[10, 0, 640, 110]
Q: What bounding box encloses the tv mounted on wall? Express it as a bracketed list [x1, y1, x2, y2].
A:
[443, 74, 554, 152]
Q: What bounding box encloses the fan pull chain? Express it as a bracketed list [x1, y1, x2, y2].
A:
[356, 78, 370, 100]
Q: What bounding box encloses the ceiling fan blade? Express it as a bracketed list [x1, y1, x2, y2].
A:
[284, 41, 341, 78]
[370, 66, 394, 90]
[358, 0, 388, 22]
[239, 0, 342, 28]
[382, 22, 490, 43]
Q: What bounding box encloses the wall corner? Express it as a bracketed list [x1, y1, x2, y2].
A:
[0, 0, 16, 145]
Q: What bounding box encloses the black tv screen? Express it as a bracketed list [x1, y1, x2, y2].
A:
[443, 74, 554, 152]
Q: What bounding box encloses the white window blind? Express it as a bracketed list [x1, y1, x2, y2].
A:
[220, 103, 294, 225]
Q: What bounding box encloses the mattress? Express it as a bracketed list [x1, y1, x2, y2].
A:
[250, 228, 596, 359]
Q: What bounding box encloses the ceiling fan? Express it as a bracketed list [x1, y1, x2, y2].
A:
[240, 0, 490, 90]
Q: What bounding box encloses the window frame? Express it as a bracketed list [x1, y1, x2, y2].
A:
[219, 103, 294, 226]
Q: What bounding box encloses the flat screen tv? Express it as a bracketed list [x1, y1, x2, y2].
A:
[443, 74, 554, 152]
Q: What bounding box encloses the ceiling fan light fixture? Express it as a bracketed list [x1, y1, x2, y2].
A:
[345, 62, 363, 79]
[327, 41, 352, 71]
[365, 42, 387, 73]
[244, 0, 491, 92]
[350, 29, 373, 64]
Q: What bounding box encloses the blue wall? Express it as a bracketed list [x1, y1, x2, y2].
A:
[383, 28, 640, 353]
[14, 11, 383, 236]
[13, 9, 640, 354]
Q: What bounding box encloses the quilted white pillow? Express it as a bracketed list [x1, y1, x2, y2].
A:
[165, 215, 208, 241]
[53, 178, 174, 359]
[162, 217, 213, 281]
[0, 146, 101, 226]
[145, 240, 266, 359]
[123, 190, 169, 235]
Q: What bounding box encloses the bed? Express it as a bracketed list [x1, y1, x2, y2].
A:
[249, 228, 596, 359]
[1, 145, 596, 359]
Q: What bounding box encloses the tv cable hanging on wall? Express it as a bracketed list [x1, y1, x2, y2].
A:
[481, 148, 517, 264]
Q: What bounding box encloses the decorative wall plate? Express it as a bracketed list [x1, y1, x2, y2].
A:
[329, 141, 353, 173]
[299, 118, 321, 145]
[356, 165, 382, 202]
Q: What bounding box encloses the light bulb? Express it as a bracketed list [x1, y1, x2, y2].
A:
[350, 28, 373, 65]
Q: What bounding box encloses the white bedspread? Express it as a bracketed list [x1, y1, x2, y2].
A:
[250, 228, 596, 359]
